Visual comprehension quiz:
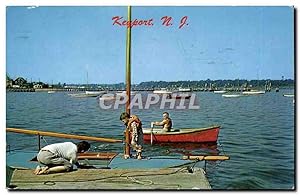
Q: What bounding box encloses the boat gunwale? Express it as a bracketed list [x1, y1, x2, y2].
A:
[142, 125, 220, 135]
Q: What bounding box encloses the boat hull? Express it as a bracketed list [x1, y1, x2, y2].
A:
[214, 90, 226, 94]
[283, 94, 294, 97]
[242, 91, 265, 95]
[143, 126, 220, 143]
[222, 94, 242, 98]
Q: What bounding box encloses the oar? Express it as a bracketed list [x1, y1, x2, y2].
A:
[6, 128, 122, 143]
[182, 155, 230, 161]
[148, 155, 230, 161]
[150, 126, 154, 145]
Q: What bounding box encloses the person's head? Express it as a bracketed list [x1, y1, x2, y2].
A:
[163, 112, 169, 119]
[120, 112, 130, 125]
[77, 141, 90, 153]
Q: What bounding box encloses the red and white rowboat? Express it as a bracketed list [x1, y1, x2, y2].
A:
[143, 125, 220, 143]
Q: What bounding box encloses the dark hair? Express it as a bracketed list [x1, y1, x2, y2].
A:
[120, 112, 130, 120]
[77, 141, 90, 152]
[163, 112, 169, 115]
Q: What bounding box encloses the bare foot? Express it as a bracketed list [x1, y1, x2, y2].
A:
[37, 166, 49, 175]
[34, 165, 41, 175]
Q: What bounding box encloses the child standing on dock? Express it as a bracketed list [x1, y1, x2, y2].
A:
[120, 112, 143, 160]
[34, 141, 90, 175]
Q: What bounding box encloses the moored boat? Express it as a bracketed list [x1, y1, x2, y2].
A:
[115, 91, 136, 96]
[167, 92, 191, 99]
[178, 87, 192, 92]
[69, 93, 99, 98]
[214, 90, 226, 94]
[85, 91, 105, 95]
[153, 88, 172, 94]
[242, 90, 265, 95]
[143, 125, 220, 143]
[283, 94, 294, 97]
[222, 94, 242, 98]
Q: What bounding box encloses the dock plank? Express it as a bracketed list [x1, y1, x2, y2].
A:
[9, 167, 211, 190]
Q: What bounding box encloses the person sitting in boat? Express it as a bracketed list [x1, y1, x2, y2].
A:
[151, 112, 172, 132]
[120, 112, 143, 160]
[34, 141, 90, 175]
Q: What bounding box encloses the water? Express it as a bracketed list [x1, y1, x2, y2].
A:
[6, 89, 295, 189]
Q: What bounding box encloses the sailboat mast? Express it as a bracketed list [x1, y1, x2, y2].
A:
[124, 6, 132, 158]
[125, 6, 132, 115]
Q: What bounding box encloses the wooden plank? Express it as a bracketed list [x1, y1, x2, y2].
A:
[9, 167, 211, 190]
[7, 128, 122, 143]
[78, 152, 118, 160]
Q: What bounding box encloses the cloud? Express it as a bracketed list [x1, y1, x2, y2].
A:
[224, 47, 234, 51]
[218, 47, 235, 53]
[16, 35, 29, 40]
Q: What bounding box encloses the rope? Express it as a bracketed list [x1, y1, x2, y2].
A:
[218, 140, 226, 155]
[126, 176, 153, 185]
[203, 140, 227, 172]
[41, 136, 48, 145]
[16, 166, 190, 188]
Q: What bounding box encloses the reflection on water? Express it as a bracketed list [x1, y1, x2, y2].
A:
[6, 89, 295, 189]
[155, 142, 219, 156]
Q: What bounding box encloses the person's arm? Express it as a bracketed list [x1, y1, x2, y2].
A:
[72, 153, 85, 168]
[154, 119, 167, 126]
[69, 151, 78, 165]
[131, 122, 138, 144]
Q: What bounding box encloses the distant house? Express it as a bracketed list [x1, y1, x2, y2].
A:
[33, 84, 43, 89]
[12, 85, 20, 88]
[6, 80, 13, 88]
[14, 77, 27, 87]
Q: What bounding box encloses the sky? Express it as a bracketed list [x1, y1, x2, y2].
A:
[6, 6, 294, 84]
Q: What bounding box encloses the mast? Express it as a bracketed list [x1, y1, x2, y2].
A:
[124, 6, 132, 158]
[126, 6, 132, 115]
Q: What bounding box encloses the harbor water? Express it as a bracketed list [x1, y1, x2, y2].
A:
[6, 89, 295, 189]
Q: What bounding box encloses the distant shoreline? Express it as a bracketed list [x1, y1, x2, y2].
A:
[6, 77, 295, 92]
[6, 87, 294, 93]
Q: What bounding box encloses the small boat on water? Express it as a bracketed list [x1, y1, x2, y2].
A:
[167, 92, 191, 99]
[47, 91, 55, 94]
[153, 88, 172, 94]
[85, 91, 105, 95]
[242, 90, 265, 95]
[178, 88, 192, 92]
[115, 91, 136, 96]
[222, 94, 242, 98]
[143, 125, 220, 143]
[214, 90, 227, 94]
[283, 94, 294, 97]
[68, 93, 99, 98]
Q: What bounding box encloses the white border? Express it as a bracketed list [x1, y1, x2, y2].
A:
[1, 0, 297, 194]
[1, 0, 298, 6]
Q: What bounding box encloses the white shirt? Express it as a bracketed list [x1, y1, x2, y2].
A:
[42, 142, 78, 164]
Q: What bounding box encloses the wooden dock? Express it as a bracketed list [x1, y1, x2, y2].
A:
[8, 167, 211, 190]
